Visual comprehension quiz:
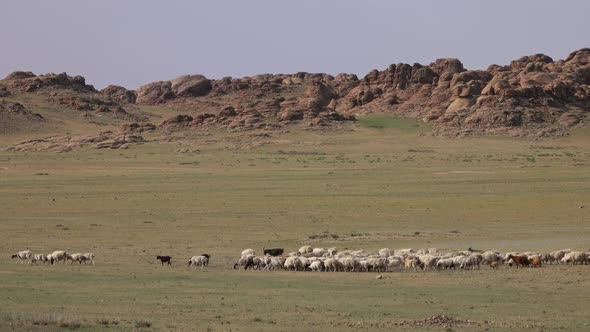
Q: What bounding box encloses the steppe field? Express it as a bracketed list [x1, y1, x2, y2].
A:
[1, 117, 590, 331]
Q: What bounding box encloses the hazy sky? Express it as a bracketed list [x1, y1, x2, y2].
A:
[1, 1, 588, 89]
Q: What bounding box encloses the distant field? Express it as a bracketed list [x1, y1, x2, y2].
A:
[1, 117, 590, 331]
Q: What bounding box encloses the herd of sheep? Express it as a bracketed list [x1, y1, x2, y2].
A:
[11, 250, 95, 265]
[232, 246, 590, 272]
[11, 246, 590, 273]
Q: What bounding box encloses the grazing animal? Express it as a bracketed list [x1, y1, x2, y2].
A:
[82, 253, 95, 265]
[157, 255, 172, 266]
[489, 261, 498, 269]
[11, 250, 33, 263]
[561, 252, 588, 265]
[298, 246, 313, 255]
[188, 254, 210, 269]
[530, 256, 542, 268]
[31, 254, 47, 264]
[507, 254, 530, 268]
[234, 255, 256, 270]
[66, 253, 87, 264]
[263, 248, 284, 256]
[48, 251, 68, 264]
[241, 249, 255, 257]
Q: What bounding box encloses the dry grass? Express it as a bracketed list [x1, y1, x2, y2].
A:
[1, 118, 590, 330]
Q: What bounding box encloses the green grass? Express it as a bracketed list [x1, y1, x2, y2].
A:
[357, 115, 430, 132]
[1, 124, 590, 330]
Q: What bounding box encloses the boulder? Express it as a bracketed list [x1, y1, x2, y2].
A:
[136, 81, 175, 104]
[170, 75, 212, 97]
[100, 85, 137, 103]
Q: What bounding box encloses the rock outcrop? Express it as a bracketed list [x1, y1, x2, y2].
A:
[2, 48, 589, 136]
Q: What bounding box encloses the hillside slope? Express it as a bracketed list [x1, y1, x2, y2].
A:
[0, 48, 588, 145]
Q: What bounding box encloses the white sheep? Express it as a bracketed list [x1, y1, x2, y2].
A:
[561, 252, 588, 265]
[386, 256, 404, 271]
[309, 260, 324, 271]
[550, 249, 571, 263]
[378, 248, 392, 257]
[241, 249, 255, 257]
[436, 258, 456, 270]
[82, 253, 95, 265]
[188, 254, 210, 269]
[324, 258, 343, 272]
[367, 257, 387, 272]
[66, 253, 86, 264]
[298, 246, 313, 255]
[481, 251, 503, 265]
[48, 250, 68, 264]
[418, 255, 439, 270]
[284, 256, 304, 271]
[11, 250, 33, 263]
[268, 256, 285, 270]
[312, 248, 327, 257]
[327, 247, 337, 256]
[340, 256, 362, 272]
[31, 254, 47, 264]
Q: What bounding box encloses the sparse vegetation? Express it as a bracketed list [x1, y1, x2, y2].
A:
[134, 319, 152, 328]
[1, 120, 590, 331]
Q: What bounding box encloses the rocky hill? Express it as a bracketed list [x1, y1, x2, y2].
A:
[1, 48, 588, 142]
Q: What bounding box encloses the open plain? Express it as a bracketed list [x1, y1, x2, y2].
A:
[1, 116, 590, 331]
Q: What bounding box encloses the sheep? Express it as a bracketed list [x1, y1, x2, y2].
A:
[482, 251, 503, 265]
[368, 257, 387, 272]
[340, 256, 362, 272]
[284, 256, 305, 271]
[459, 255, 482, 270]
[268, 256, 285, 270]
[561, 252, 588, 265]
[541, 253, 555, 265]
[81, 253, 95, 265]
[48, 251, 68, 264]
[404, 258, 422, 271]
[550, 249, 571, 263]
[312, 248, 327, 257]
[234, 255, 254, 270]
[11, 250, 33, 263]
[436, 258, 456, 270]
[298, 246, 313, 255]
[378, 248, 392, 257]
[386, 256, 404, 271]
[418, 255, 439, 270]
[310, 260, 325, 272]
[66, 253, 87, 264]
[327, 247, 337, 256]
[324, 258, 343, 272]
[188, 254, 210, 269]
[156, 255, 172, 266]
[394, 248, 415, 256]
[241, 249, 255, 257]
[31, 254, 47, 264]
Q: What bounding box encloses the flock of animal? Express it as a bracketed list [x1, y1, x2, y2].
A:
[11, 246, 590, 272]
[11, 250, 95, 265]
[231, 246, 590, 272]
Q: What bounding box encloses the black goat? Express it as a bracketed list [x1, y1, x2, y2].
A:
[156, 255, 172, 266]
[263, 248, 284, 256]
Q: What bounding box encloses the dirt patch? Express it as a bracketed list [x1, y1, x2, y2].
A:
[332, 315, 486, 329]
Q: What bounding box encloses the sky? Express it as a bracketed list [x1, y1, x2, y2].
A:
[1, 1, 589, 89]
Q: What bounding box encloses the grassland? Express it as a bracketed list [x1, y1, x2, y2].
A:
[1, 116, 590, 331]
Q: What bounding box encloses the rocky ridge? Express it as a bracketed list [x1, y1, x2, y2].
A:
[1, 48, 588, 139]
